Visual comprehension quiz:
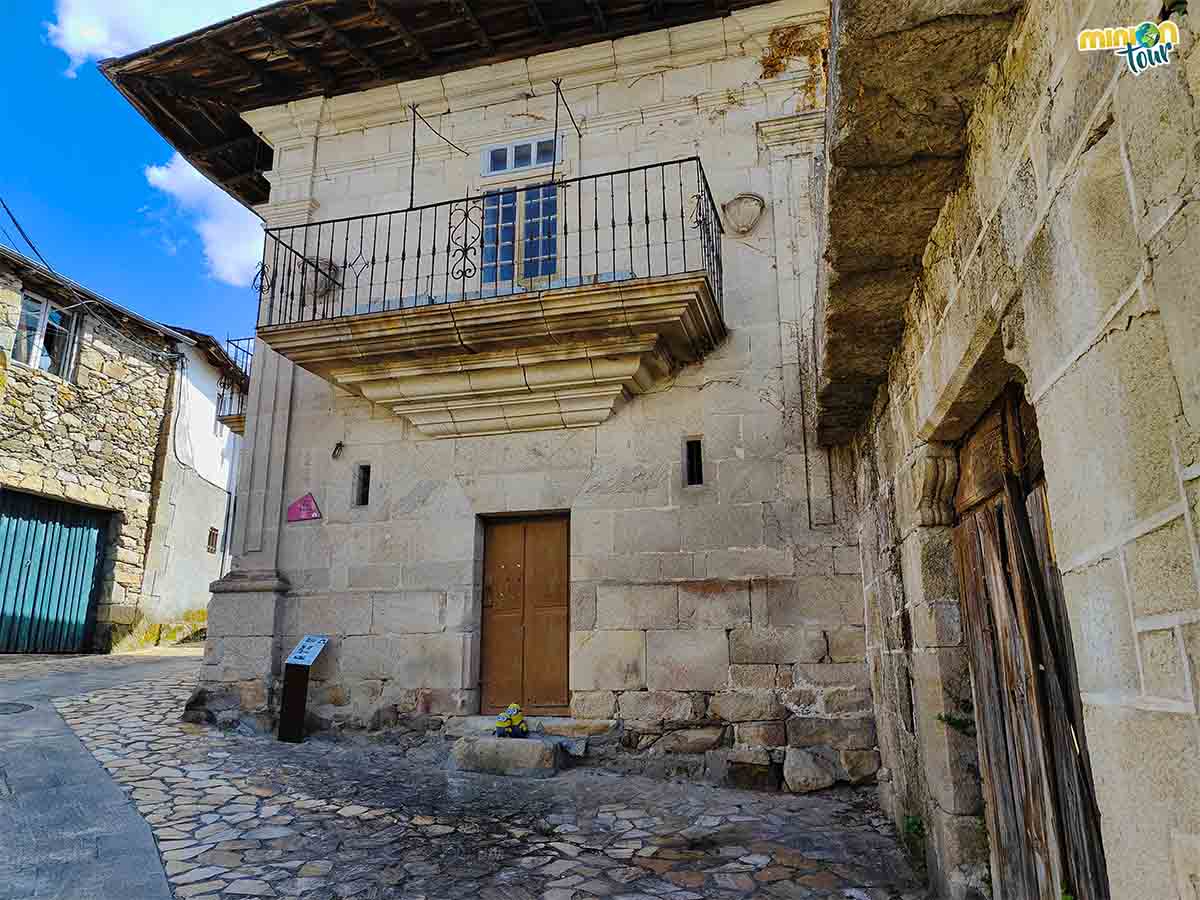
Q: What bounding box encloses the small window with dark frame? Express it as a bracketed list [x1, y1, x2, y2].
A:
[354, 464, 372, 507]
[685, 438, 704, 486]
[206, 527, 219, 554]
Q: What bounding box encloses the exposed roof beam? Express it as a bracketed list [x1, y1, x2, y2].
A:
[369, 0, 433, 64]
[120, 73, 236, 105]
[306, 7, 384, 80]
[584, 0, 608, 33]
[225, 170, 268, 188]
[142, 90, 207, 150]
[204, 39, 279, 93]
[254, 16, 336, 90]
[192, 135, 260, 159]
[447, 0, 494, 53]
[526, 0, 551, 38]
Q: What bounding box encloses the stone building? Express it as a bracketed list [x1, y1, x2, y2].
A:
[103, 0, 876, 793]
[0, 245, 247, 650]
[106, 0, 1199, 896]
[141, 329, 248, 625]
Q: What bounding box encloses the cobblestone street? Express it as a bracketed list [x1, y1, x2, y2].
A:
[0, 646, 201, 682]
[45, 667, 923, 900]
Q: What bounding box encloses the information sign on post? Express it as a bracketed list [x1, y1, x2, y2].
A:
[278, 635, 329, 743]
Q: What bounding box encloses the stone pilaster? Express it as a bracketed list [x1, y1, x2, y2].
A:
[208, 104, 314, 709]
[897, 441, 988, 899]
[204, 570, 289, 713]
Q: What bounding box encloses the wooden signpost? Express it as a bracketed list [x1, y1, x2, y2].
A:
[278, 635, 329, 743]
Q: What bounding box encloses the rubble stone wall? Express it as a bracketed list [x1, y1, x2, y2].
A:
[0, 264, 175, 648]
[207, 0, 884, 792]
[843, 1, 1200, 897]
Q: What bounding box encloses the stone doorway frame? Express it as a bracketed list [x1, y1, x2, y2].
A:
[864, 328, 1032, 898]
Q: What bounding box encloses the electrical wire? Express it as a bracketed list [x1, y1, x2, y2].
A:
[0, 196, 182, 364]
[0, 196, 184, 437]
[0, 195, 53, 270]
[0, 222, 20, 252]
[170, 353, 237, 494]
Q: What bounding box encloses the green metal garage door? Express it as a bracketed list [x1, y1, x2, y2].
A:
[0, 489, 109, 653]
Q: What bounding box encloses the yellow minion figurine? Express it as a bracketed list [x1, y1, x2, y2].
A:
[494, 703, 528, 738]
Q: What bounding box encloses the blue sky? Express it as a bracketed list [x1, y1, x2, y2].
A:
[1, 2, 263, 340]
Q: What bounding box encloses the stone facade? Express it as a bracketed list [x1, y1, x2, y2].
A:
[829, 1, 1200, 897]
[0, 258, 175, 648]
[203, 0, 885, 792]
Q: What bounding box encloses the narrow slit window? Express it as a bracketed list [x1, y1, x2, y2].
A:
[685, 439, 704, 486]
[206, 528, 219, 554]
[354, 464, 372, 507]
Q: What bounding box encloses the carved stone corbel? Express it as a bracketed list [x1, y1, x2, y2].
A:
[911, 442, 958, 527]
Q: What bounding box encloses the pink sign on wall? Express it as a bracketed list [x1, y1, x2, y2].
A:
[286, 493, 322, 523]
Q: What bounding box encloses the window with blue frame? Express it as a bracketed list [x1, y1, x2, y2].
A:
[482, 190, 517, 286]
[522, 185, 557, 279]
[482, 185, 558, 287]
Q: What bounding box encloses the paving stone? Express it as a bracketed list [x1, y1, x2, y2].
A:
[226, 879, 275, 896]
[170, 866, 228, 885]
[242, 826, 296, 839]
[176, 881, 227, 898]
[48, 665, 918, 900]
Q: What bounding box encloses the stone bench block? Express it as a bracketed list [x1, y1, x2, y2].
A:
[449, 736, 562, 778]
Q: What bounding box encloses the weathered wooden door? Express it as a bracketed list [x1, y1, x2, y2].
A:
[481, 515, 569, 714]
[953, 389, 1110, 900]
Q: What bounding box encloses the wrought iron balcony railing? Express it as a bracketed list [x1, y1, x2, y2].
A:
[256, 157, 723, 330]
[215, 336, 253, 428]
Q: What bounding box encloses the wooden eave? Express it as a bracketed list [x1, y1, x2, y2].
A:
[100, 0, 778, 209]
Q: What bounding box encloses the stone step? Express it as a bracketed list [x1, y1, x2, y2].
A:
[443, 715, 617, 740]
[448, 735, 564, 778]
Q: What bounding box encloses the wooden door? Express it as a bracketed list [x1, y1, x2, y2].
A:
[953, 389, 1110, 900]
[481, 515, 569, 714]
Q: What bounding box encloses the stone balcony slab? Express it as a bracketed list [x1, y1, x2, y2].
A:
[258, 272, 725, 437]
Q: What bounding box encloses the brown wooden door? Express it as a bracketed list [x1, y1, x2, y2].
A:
[953, 389, 1110, 900]
[481, 515, 569, 715]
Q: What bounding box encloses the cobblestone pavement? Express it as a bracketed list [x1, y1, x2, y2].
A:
[0, 645, 202, 680]
[54, 671, 924, 900]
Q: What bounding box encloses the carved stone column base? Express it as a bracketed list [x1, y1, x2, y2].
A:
[204, 570, 289, 712]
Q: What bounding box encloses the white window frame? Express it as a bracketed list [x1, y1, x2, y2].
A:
[480, 134, 565, 178]
[11, 291, 79, 381]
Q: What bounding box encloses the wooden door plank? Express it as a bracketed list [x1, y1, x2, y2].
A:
[481, 519, 526, 714]
[1006, 479, 1111, 900]
[978, 500, 1062, 899]
[522, 516, 569, 713]
[955, 509, 1042, 898]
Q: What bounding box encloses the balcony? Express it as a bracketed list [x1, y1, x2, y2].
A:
[215, 337, 253, 435]
[256, 158, 727, 437]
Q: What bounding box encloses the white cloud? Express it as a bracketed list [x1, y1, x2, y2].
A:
[45, 4, 265, 283]
[46, 0, 261, 76]
[146, 154, 263, 287]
